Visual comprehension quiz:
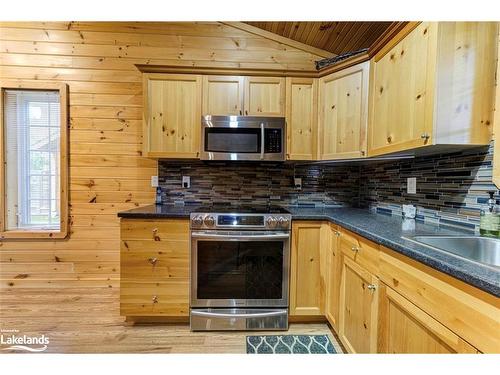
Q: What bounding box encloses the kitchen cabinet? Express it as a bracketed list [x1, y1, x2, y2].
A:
[285, 77, 318, 160]
[290, 221, 329, 316]
[143, 73, 202, 158]
[368, 22, 498, 157]
[325, 224, 341, 330]
[378, 283, 477, 353]
[319, 61, 369, 159]
[244, 76, 286, 116]
[338, 238, 379, 353]
[202, 75, 244, 116]
[120, 219, 190, 317]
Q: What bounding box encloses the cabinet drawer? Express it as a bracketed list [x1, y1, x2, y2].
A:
[120, 281, 189, 316]
[339, 229, 379, 274]
[121, 240, 189, 281]
[120, 219, 189, 241]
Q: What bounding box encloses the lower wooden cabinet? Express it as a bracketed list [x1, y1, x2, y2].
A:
[325, 224, 341, 329]
[290, 221, 328, 316]
[338, 256, 379, 353]
[378, 283, 477, 353]
[120, 219, 190, 317]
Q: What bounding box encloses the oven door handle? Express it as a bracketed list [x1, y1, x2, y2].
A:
[191, 310, 287, 319]
[191, 232, 290, 241]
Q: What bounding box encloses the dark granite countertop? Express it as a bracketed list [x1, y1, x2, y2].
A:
[118, 204, 500, 297]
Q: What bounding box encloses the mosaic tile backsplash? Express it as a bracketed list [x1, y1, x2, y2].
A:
[158, 144, 498, 230]
[158, 161, 360, 207]
[358, 145, 497, 230]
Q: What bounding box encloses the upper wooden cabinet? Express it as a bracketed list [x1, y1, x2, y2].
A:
[290, 221, 328, 316]
[285, 77, 318, 160]
[143, 73, 201, 158]
[202, 75, 244, 116]
[244, 76, 286, 116]
[368, 22, 498, 157]
[319, 61, 369, 160]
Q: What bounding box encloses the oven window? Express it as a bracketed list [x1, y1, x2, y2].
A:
[205, 128, 261, 153]
[197, 241, 283, 301]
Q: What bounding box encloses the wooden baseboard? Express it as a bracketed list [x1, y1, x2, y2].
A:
[289, 315, 327, 323]
[125, 316, 190, 325]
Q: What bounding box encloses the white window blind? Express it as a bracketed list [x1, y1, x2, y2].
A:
[4, 89, 61, 230]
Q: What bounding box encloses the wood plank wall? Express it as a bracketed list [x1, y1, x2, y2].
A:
[0, 22, 321, 291]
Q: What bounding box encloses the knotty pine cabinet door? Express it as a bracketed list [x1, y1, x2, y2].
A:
[244, 76, 285, 116]
[319, 61, 369, 160]
[202, 75, 245, 116]
[368, 22, 436, 156]
[290, 221, 328, 316]
[325, 225, 341, 330]
[143, 73, 202, 158]
[285, 77, 318, 160]
[378, 283, 478, 353]
[338, 256, 379, 353]
[120, 219, 190, 317]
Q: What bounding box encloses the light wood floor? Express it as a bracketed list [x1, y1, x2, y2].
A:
[0, 287, 343, 353]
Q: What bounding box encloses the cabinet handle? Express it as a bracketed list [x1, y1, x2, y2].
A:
[421, 133, 430, 140]
[152, 295, 158, 303]
[351, 246, 360, 252]
[245, 110, 248, 116]
[367, 284, 377, 291]
[239, 110, 242, 115]
[152, 228, 160, 241]
[148, 257, 158, 265]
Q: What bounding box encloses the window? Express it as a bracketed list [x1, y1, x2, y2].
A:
[1, 82, 68, 239]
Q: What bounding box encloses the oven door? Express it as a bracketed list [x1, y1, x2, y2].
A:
[190, 230, 290, 308]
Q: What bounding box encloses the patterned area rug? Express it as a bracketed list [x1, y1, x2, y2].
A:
[246, 335, 336, 354]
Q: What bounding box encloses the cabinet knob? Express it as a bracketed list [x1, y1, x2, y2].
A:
[152, 295, 158, 303]
[335, 231, 341, 237]
[387, 135, 392, 144]
[148, 257, 158, 265]
[367, 284, 377, 291]
[421, 133, 430, 140]
[152, 228, 160, 241]
[351, 246, 360, 252]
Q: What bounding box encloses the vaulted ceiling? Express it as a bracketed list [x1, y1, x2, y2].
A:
[245, 22, 393, 56]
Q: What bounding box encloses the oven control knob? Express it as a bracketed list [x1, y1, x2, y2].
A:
[204, 215, 215, 227]
[192, 215, 203, 226]
[266, 216, 277, 228]
[278, 216, 289, 227]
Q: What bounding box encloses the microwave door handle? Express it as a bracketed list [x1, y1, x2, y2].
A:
[260, 122, 265, 160]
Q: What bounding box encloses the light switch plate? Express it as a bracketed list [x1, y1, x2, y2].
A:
[182, 176, 190, 189]
[407, 177, 417, 194]
[151, 175, 159, 188]
[294, 178, 302, 190]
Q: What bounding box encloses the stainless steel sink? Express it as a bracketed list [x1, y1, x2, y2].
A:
[404, 236, 500, 268]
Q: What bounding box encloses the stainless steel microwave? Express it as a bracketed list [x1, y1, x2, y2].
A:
[200, 115, 285, 161]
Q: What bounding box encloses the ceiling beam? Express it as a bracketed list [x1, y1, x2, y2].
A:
[221, 22, 334, 59]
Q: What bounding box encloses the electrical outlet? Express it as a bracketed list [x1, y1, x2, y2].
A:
[182, 176, 190, 189]
[151, 175, 158, 188]
[407, 177, 417, 194]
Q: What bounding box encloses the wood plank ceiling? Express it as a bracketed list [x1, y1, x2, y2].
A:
[246, 22, 393, 55]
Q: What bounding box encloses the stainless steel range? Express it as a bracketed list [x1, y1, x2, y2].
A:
[190, 205, 291, 331]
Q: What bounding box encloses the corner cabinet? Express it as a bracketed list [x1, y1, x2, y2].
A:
[285, 77, 318, 160]
[319, 61, 369, 160]
[143, 74, 202, 158]
[368, 22, 498, 156]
